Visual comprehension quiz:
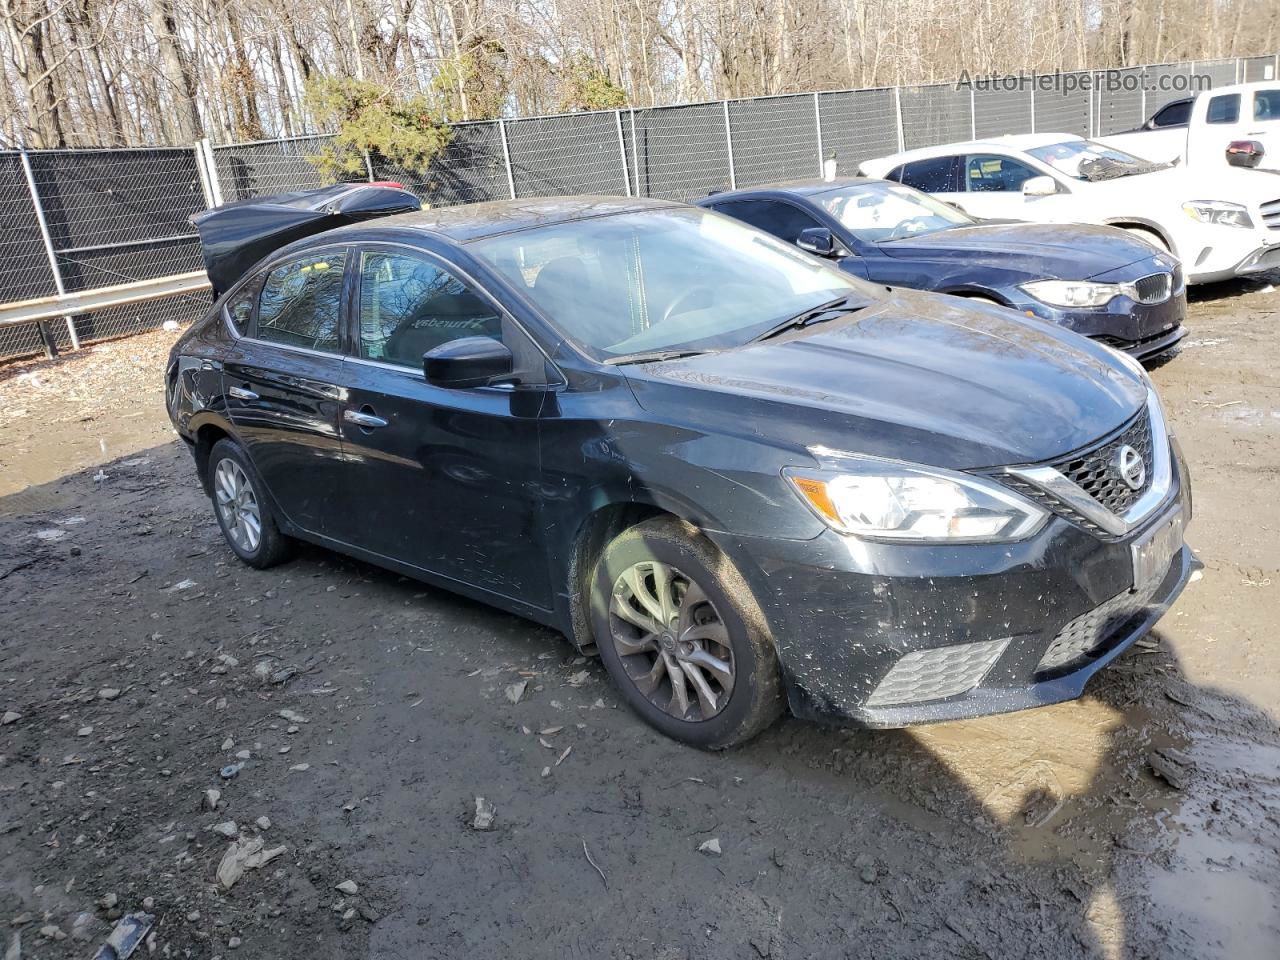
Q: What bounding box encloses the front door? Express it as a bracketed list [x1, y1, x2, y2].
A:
[958, 154, 1043, 220]
[330, 245, 553, 611]
[223, 248, 349, 536]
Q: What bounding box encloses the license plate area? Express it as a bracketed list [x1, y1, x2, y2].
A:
[1130, 506, 1184, 593]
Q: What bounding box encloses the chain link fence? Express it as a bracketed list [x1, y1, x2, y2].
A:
[3, 52, 1278, 363]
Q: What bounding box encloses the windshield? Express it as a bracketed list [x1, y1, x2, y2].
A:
[471, 207, 873, 361]
[815, 182, 973, 243]
[1027, 139, 1161, 181]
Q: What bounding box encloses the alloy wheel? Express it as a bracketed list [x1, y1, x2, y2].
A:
[214, 458, 262, 553]
[608, 561, 735, 721]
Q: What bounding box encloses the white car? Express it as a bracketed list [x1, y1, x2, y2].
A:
[1098, 82, 1280, 172]
[859, 134, 1280, 282]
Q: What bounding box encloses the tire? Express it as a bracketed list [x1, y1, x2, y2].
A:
[1122, 226, 1170, 254]
[589, 517, 783, 749]
[207, 438, 293, 569]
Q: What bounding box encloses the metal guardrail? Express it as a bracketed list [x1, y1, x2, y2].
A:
[1, 52, 1277, 364]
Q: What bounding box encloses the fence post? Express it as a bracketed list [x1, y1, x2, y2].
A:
[362, 150, 376, 182]
[614, 110, 631, 196]
[969, 86, 977, 139]
[19, 148, 79, 354]
[1028, 85, 1036, 133]
[630, 108, 641, 197]
[722, 101, 737, 190]
[813, 93, 824, 177]
[893, 87, 905, 151]
[498, 119, 516, 199]
[200, 139, 224, 207]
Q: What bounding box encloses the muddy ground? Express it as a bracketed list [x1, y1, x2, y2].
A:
[1, 280, 1278, 960]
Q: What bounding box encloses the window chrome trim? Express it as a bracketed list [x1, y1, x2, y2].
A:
[1003, 387, 1173, 538]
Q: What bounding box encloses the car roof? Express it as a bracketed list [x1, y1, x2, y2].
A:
[699, 176, 882, 203]
[876, 133, 1086, 165]
[322, 195, 684, 243]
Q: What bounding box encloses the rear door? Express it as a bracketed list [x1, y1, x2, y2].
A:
[222, 247, 349, 536]
[890, 155, 964, 210]
[330, 244, 554, 610]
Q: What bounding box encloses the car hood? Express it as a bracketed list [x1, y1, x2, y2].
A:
[1074, 163, 1280, 205]
[878, 222, 1155, 280]
[625, 288, 1147, 469]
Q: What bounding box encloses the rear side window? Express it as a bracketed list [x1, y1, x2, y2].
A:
[1255, 90, 1280, 121]
[224, 284, 257, 336]
[1206, 94, 1240, 124]
[896, 156, 959, 193]
[711, 200, 823, 244]
[1151, 100, 1191, 127]
[255, 252, 347, 352]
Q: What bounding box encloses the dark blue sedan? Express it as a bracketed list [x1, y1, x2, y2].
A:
[698, 178, 1186, 360]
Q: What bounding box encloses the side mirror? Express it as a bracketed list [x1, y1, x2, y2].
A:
[796, 227, 837, 257]
[423, 337, 514, 389]
[1022, 175, 1058, 198]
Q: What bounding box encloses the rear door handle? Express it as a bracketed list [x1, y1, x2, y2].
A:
[344, 409, 388, 429]
[228, 385, 258, 401]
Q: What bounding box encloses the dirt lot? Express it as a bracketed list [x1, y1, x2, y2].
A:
[1, 280, 1278, 960]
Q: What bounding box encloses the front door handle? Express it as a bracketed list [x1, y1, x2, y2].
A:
[228, 385, 258, 401]
[344, 409, 388, 429]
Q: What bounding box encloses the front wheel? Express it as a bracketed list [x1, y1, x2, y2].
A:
[1122, 226, 1170, 254]
[590, 517, 783, 748]
[208, 438, 293, 569]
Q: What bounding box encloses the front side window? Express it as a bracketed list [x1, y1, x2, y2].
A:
[1152, 100, 1191, 127]
[815, 182, 972, 243]
[356, 251, 501, 368]
[713, 200, 824, 244]
[1254, 89, 1280, 121]
[471, 207, 872, 361]
[965, 155, 1040, 193]
[896, 156, 960, 193]
[1206, 94, 1240, 124]
[255, 251, 346, 352]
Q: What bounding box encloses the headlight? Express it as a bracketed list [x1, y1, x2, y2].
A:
[1181, 201, 1253, 229]
[785, 458, 1047, 542]
[1020, 279, 1121, 308]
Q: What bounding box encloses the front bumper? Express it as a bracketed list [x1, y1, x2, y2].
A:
[1180, 230, 1280, 282]
[718, 445, 1194, 728]
[1008, 283, 1187, 360]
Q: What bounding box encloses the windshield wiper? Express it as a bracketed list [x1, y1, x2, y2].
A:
[605, 348, 713, 366]
[750, 294, 867, 343]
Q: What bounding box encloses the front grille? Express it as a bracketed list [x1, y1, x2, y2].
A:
[1036, 584, 1157, 674]
[865, 638, 1008, 707]
[1131, 272, 1172, 304]
[1262, 198, 1280, 231]
[1053, 410, 1154, 516]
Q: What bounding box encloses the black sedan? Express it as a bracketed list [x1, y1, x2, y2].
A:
[168, 193, 1194, 747]
[698, 178, 1187, 359]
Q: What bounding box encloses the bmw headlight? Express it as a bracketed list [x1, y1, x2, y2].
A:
[1019, 279, 1121, 308]
[1182, 201, 1253, 229]
[786, 458, 1047, 542]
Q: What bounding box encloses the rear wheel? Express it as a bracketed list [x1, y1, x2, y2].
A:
[208, 438, 293, 569]
[590, 517, 783, 748]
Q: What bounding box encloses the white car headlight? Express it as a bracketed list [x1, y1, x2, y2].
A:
[1181, 201, 1253, 229]
[786, 458, 1047, 542]
[1019, 279, 1121, 308]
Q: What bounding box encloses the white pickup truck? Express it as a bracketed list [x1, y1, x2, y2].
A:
[1099, 81, 1280, 172]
